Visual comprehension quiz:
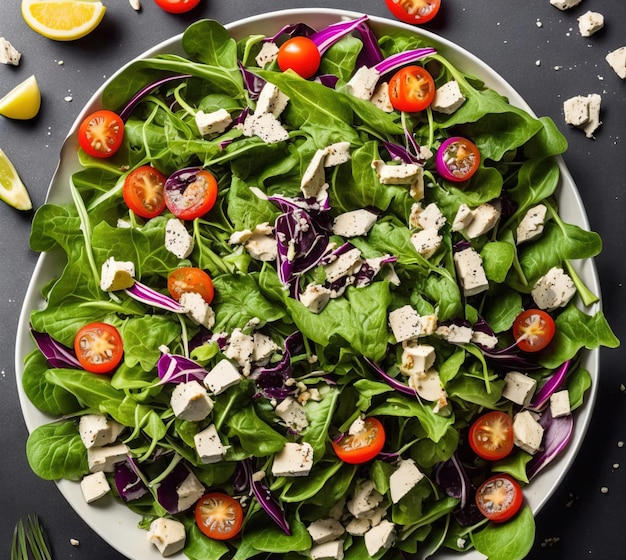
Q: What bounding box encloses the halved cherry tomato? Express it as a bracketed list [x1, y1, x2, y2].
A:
[277, 36, 321, 79]
[475, 474, 524, 523]
[435, 136, 480, 182]
[468, 411, 514, 461]
[332, 417, 386, 464]
[389, 65, 435, 113]
[513, 309, 556, 353]
[74, 322, 123, 374]
[123, 165, 167, 219]
[78, 109, 124, 159]
[385, 0, 442, 25]
[168, 267, 214, 304]
[195, 492, 244, 540]
[153, 0, 201, 14]
[164, 169, 218, 221]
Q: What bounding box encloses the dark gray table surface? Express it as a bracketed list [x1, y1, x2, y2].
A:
[1, 0, 625, 558]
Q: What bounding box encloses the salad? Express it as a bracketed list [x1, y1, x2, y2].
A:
[20, 12, 619, 560]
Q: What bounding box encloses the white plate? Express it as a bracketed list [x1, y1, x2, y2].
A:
[15, 8, 600, 560]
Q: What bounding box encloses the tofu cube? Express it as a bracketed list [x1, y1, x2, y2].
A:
[389, 458, 424, 503]
[388, 305, 421, 343]
[80, 471, 111, 503]
[147, 518, 186, 557]
[241, 112, 289, 144]
[503, 371, 537, 406]
[252, 332, 279, 363]
[431, 80, 465, 114]
[194, 423, 226, 464]
[203, 359, 242, 395]
[451, 203, 473, 232]
[550, 390, 571, 418]
[170, 380, 214, 421]
[275, 396, 309, 432]
[223, 328, 255, 373]
[454, 247, 489, 297]
[332, 209, 378, 238]
[165, 218, 194, 259]
[513, 410, 544, 455]
[271, 442, 314, 477]
[87, 443, 129, 473]
[531, 267, 576, 310]
[310, 540, 345, 560]
[370, 82, 393, 112]
[100, 257, 135, 291]
[364, 519, 396, 556]
[307, 518, 345, 544]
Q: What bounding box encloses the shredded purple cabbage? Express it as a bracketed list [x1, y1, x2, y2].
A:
[30, 328, 82, 369]
[157, 351, 208, 384]
[119, 74, 192, 122]
[527, 409, 574, 480]
[435, 452, 470, 509]
[355, 20, 384, 68]
[252, 332, 304, 400]
[527, 360, 571, 411]
[309, 15, 369, 55]
[372, 47, 437, 77]
[125, 282, 185, 313]
[363, 357, 417, 397]
[114, 459, 148, 502]
[156, 462, 199, 514]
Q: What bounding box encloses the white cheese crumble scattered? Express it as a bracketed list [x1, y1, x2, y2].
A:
[577, 11, 604, 38]
[0, 37, 21, 65]
[563, 93, 602, 138]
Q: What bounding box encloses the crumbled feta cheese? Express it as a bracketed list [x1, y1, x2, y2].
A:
[606, 46, 626, 80]
[310, 540, 345, 560]
[324, 248, 363, 283]
[550, 0, 582, 10]
[255, 82, 290, 117]
[364, 519, 395, 556]
[513, 410, 544, 455]
[550, 390, 571, 418]
[165, 218, 194, 259]
[224, 329, 255, 374]
[299, 283, 332, 314]
[307, 518, 345, 544]
[179, 291, 215, 329]
[194, 423, 226, 464]
[516, 204, 547, 245]
[147, 518, 186, 557]
[275, 396, 309, 431]
[577, 11, 604, 37]
[170, 380, 214, 421]
[463, 203, 501, 239]
[195, 108, 232, 136]
[79, 414, 124, 449]
[347, 480, 383, 519]
[370, 82, 393, 112]
[451, 204, 473, 232]
[347, 66, 380, 100]
[323, 141, 351, 167]
[503, 371, 537, 406]
[399, 341, 436, 376]
[389, 458, 424, 503]
[100, 257, 135, 291]
[470, 331, 498, 349]
[245, 233, 277, 261]
[563, 93, 602, 138]
[301, 148, 329, 199]
[271, 442, 314, 477]
[408, 369, 448, 408]
[176, 470, 205, 511]
[252, 332, 279, 363]
[80, 471, 111, 503]
[388, 305, 421, 343]
[204, 359, 242, 395]
[345, 517, 371, 536]
[372, 159, 422, 185]
[332, 209, 378, 237]
[443, 324, 473, 345]
[454, 247, 489, 296]
[531, 267, 576, 310]
[0, 37, 21, 65]
[410, 228, 442, 259]
[87, 443, 129, 473]
[410, 202, 446, 231]
[241, 112, 289, 144]
[255, 41, 279, 67]
[431, 80, 465, 114]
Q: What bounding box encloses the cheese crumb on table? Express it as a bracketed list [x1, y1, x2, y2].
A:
[577, 11, 604, 38]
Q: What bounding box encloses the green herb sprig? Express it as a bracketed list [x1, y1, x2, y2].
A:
[11, 515, 52, 560]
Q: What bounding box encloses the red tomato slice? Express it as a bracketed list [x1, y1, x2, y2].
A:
[475, 474, 524, 523]
[385, 0, 442, 25]
[153, 0, 201, 14]
[164, 169, 218, 221]
[332, 417, 386, 464]
[277, 36, 321, 79]
[78, 110, 124, 159]
[123, 165, 167, 219]
[512, 309, 556, 352]
[74, 322, 123, 374]
[468, 411, 514, 461]
[435, 136, 480, 182]
[389, 65, 435, 113]
[168, 267, 214, 304]
[195, 492, 244, 540]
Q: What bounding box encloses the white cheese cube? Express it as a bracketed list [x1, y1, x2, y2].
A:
[410, 228, 442, 259]
[170, 380, 214, 421]
[204, 359, 242, 395]
[332, 209, 378, 237]
[408, 369, 448, 408]
[301, 149, 328, 200]
[444, 324, 473, 345]
[389, 458, 424, 503]
[531, 267, 576, 310]
[372, 159, 422, 185]
[176, 470, 205, 511]
[345, 517, 370, 536]
[370, 82, 393, 112]
[300, 283, 332, 314]
[563, 95, 590, 127]
[347, 66, 380, 100]
[252, 332, 279, 363]
[87, 443, 129, 473]
[582, 94, 602, 139]
[577, 11, 604, 37]
[431, 80, 465, 114]
[464, 203, 501, 239]
[245, 233, 277, 261]
[399, 341, 436, 375]
[224, 328, 255, 374]
[100, 257, 135, 291]
[513, 410, 544, 455]
[550, 390, 571, 418]
[241, 112, 289, 144]
[411, 202, 446, 231]
[516, 204, 547, 244]
[307, 518, 345, 544]
[347, 480, 383, 519]
[454, 247, 489, 297]
[451, 203, 473, 232]
[471, 331, 498, 349]
[388, 305, 421, 343]
[0, 37, 21, 66]
[310, 540, 344, 560]
[255, 82, 289, 117]
[503, 371, 537, 407]
[179, 291, 215, 329]
[80, 471, 111, 503]
[194, 423, 225, 464]
[364, 520, 395, 556]
[255, 41, 279, 67]
[606, 47, 626, 80]
[147, 518, 186, 557]
[550, 0, 581, 10]
[79, 414, 124, 449]
[165, 218, 194, 259]
[195, 108, 232, 136]
[275, 396, 309, 432]
[323, 141, 351, 167]
[324, 248, 362, 283]
[271, 442, 314, 477]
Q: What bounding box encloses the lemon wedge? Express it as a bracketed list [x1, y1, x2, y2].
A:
[0, 148, 32, 211]
[21, 0, 106, 41]
[0, 75, 42, 120]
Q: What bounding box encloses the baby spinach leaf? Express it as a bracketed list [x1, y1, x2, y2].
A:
[471, 505, 535, 560]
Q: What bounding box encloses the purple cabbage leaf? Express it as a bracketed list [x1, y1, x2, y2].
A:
[30, 327, 82, 369]
[157, 350, 208, 385]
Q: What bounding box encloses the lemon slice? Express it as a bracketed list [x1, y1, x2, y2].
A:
[0, 148, 32, 211]
[21, 0, 106, 41]
[0, 75, 42, 120]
